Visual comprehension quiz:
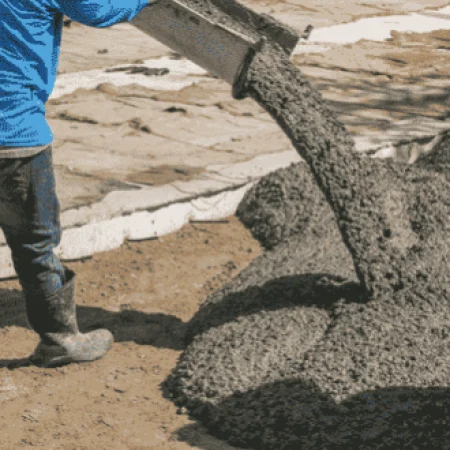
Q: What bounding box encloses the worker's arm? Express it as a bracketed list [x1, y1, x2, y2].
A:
[48, 0, 149, 28]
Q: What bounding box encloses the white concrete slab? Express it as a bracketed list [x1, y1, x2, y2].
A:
[60, 184, 190, 228]
[188, 184, 254, 222]
[294, 6, 450, 54]
[0, 181, 255, 277]
[170, 178, 238, 195]
[51, 57, 207, 99]
[207, 151, 303, 181]
[308, 13, 450, 45]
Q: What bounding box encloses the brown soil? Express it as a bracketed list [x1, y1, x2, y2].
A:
[0, 217, 260, 449]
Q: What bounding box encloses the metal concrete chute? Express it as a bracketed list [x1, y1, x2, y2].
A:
[130, 0, 299, 98]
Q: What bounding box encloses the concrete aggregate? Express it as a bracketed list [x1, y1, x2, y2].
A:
[164, 15, 450, 450]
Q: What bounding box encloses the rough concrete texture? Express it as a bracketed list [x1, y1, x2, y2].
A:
[236, 129, 450, 251]
[242, 43, 449, 300]
[416, 129, 450, 179]
[163, 26, 450, 450]
[235, 161, 331, 250]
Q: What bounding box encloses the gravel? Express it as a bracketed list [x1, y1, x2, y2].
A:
[163, 12, 450, 450]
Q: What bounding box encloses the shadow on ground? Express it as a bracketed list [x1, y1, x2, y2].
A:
[173, 379, 450, 450]
[1, 272, 446, 449]
[0, 287, 185, 368]
[0, 264, 446, 449]
[0, 272, 365, 369]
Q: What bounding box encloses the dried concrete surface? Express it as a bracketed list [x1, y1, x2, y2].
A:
[163, 32, 449, 450]
[293, 28, 450, 153]
[47, 80, 283, 212]
[48, 25, 450, 213]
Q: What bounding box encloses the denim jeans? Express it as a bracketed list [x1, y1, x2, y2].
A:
[0, 146, 66, 297]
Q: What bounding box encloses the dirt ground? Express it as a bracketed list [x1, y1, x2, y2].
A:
[0, 217, 261, 449]
[0, 0, 449, 448]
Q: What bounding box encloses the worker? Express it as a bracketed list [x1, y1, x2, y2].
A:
[0, 0, 149, 367]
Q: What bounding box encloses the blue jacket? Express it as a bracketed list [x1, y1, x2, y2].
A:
[0, 0, 148, 147]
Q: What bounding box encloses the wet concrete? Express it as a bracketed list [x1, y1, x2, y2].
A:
[236, 161, 332, 250]
[163, 26, 450, 450]
[416, 129, 450, 179]
[243, 43, 449, 299]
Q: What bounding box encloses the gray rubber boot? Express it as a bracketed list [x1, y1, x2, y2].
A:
[23, 267, 114, 368]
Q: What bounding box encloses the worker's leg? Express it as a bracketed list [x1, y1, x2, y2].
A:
[0, 147, 113, 367]
[0, 148, 66, 296]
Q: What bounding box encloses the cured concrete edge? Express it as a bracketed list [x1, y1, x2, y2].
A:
[58, 150, 302, 231]
[0, 182, 256, 280]
[420, 10, 450, 20]
[0, 149, 302, 281]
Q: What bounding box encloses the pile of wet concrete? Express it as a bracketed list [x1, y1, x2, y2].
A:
[162, 3, 449, 449]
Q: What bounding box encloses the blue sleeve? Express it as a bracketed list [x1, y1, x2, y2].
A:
[49, 0, 149, 28]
